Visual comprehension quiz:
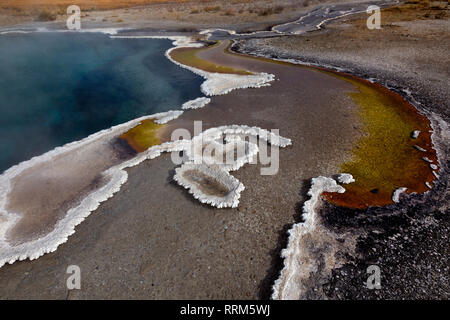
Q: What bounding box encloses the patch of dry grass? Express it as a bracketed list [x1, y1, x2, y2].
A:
[257, 5, 284, 16]
[36, 9, 56, 21]
[204, 5, 221, 13]
[223, 8, 235, 16]
[383, 0, 448, 20]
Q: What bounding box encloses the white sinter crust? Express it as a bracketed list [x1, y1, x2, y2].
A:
[181, 97, 211, 110]
[0, 120, 290, 268]
[392, 187, 408, 203]
[0, 110, 183, 268]
[111, 35, 276, 96]
[0, 35, 282, 269]
[271, 175, 353, 300]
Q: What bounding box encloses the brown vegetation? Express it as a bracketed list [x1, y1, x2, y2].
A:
[258, 5, 284, 16]
[384, 0, 448, 20]
[223, 8, 235, 16]
[36, 9, 56, 21]
[204, 5, 221, 13]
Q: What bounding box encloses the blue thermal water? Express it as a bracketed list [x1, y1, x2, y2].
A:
[0, 33, 203, 173]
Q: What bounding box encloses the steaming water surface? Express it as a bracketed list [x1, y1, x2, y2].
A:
[0, 33, 203, 173]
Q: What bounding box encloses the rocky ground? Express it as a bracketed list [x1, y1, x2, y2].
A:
[0, 0, 364, 31]
[234, 1, 449, 299]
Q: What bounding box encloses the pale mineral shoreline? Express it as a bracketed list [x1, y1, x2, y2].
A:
[231, 5, 449, 299]
[0, 33, 282, 269]
[0, 28, 366, 299]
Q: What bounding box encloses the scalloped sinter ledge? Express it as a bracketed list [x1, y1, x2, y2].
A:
[0, 124, 290, 268]
[0, 110, 183, 268]
[174, 164, 244, 208]
[182, 97, 211, 110]
[111, 35, 276, 96]
[175, 125, 291, 208]
[165, 38, 275, 96]
[271, 174, 354, 300]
